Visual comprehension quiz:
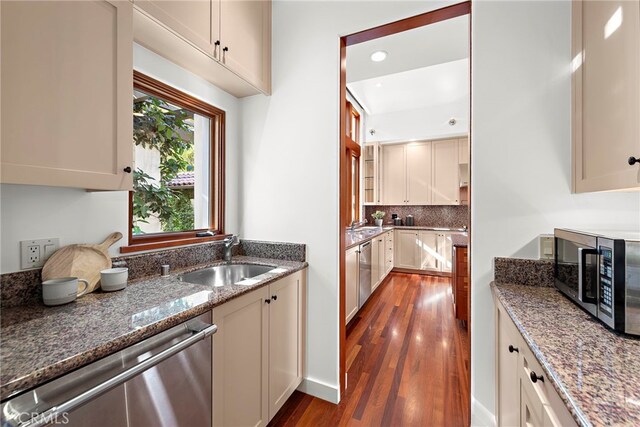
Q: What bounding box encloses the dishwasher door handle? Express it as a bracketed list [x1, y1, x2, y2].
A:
[20, 323, 218, 427]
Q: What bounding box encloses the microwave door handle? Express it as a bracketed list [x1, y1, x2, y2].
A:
[578, 248, 598, 305]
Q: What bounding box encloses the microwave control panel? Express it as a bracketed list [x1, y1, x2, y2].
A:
[599, 246, 613, 316]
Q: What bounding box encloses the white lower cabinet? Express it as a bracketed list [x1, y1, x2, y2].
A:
[346, 246, 360, 323]
[395, 230, 460, 273]
[213, 269, 306, 427]
[496, 298, 576, 427]
[385, 231, 394, 275]
[395, 230, 421, 269]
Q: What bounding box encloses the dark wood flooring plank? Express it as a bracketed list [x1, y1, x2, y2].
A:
[268, 273, 470, 427]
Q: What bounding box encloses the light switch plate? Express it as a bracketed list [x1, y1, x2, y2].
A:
[20, 238, 59, 269]
[538, 234, 554, 260]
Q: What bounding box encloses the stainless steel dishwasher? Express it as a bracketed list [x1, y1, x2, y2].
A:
[358, 241, 372, 308]
[1, 312, 216, 427]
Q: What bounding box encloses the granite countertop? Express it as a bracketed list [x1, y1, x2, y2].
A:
[345, 226, 394, 249]
[492, 282, 640, 426]
[345, 225, 467, 249]
[0, 256, 307, 401]
[451, 233, 468, 247]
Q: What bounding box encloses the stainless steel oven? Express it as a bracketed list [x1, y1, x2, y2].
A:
[554, 229, 599, 317]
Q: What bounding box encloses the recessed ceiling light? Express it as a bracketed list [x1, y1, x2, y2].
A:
[375, 82, 382, 88]
[370, 50, 387, 62]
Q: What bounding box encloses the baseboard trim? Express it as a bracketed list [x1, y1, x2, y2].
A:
[392, 267, 452, 277]
[297, 378, 340, 404]
[471, 396, 497, 427]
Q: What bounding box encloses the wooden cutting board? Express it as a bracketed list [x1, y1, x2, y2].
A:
[41, 232, 123, 293]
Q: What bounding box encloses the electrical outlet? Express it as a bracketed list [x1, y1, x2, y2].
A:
[538, 234, 554, 260]
[20, 238, 60, 269]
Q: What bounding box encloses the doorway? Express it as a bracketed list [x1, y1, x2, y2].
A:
[338, 0, 472, 420]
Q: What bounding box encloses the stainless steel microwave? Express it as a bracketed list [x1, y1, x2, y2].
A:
[554, 229, 640, 335]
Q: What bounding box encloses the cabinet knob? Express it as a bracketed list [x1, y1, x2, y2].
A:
[530, 371, 544, 383]
[123, 166, 132, 173]
[214, 40, 221, 58]
[629, 156, 640, 166]
[265, 299, 271, 304]
[508, 345, 519, 353]
[272, 295, 278, 301]
[222, 46, 229, 63]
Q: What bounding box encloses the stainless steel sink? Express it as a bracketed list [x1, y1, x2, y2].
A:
[179, 264, 275, 287]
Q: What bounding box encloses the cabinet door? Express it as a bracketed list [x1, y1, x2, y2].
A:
[220, 0, 271, 92]
[213, 286, 269, 427]
[573, 0, 640, 192]
[1, 0, 133, 190]
[432, 139, 460, 205]
[459, 137, 469, 164]
[385, 231, 394, 274]
[406, 142, 432, 204]
[419, 231, 439, 271]
[269, 271, 305, 419]
[346, 246, 360, 323]
[371, 237, 381, 291]
[497, 306, 521, 427]
[438, 233, 453, 273]
[134, 0, 218, 56]
[395, 230, 420, 269]
[381, 145, 407, 205]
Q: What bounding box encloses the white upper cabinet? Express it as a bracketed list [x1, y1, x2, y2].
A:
[381, 144, 407, 205]
[220, 0, 271, 92]
[432, 139, 460, 205]
[379, 138, 461, 205]
[572, 0, 640, 192]
[1, 0, 134, 190]
[134, 0, 271, 96]
[134, 0, 219, 55]
[406, 142, 432, 204]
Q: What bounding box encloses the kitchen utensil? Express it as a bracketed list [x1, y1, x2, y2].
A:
[100, 267, 128, 292]
[42, 232, 123, 294]
[42, 277, 89, 306]
[406, 215, 415, 226]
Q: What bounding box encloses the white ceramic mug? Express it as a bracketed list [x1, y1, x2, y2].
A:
[42, 277, 89, 306]
[100, 267, 128, 292]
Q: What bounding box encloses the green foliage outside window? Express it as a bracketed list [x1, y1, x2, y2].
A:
[133, 96, 195, 234]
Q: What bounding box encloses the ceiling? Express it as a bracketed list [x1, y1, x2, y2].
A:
[346, 14, 469, 84]
[348, 58, 469, 116]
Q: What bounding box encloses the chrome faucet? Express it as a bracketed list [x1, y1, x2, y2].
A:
[349, 220, 367, 231]
[223, 235, 240, 262]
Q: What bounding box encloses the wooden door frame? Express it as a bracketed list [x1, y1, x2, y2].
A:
[338, 0, 472, 403]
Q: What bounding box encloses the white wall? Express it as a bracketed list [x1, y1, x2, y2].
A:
[239, 0, 458, 403]
[0, 44, 240, 274]
[366, 100, 469, 143]
[471, 1, 640, 423]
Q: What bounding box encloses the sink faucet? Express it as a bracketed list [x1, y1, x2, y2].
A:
[349, 220, 367, 231]
[223, 235, 240, 262]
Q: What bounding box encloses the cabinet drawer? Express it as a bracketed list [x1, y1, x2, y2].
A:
[521, 344, 552, 407]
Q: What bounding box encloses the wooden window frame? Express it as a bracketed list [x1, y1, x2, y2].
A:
[345, 101, 361, 224]
[121, 71, 227, 253]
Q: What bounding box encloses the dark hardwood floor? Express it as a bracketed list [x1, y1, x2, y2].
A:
[269, 273, 470, 427]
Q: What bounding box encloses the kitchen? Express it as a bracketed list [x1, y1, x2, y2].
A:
[1, 1, 640, 427]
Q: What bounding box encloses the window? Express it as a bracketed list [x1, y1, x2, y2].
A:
[345, 101, 361, 224]
[123, 71, 225, 252]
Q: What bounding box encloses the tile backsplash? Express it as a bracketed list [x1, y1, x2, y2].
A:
[364, 205, 468, 228]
